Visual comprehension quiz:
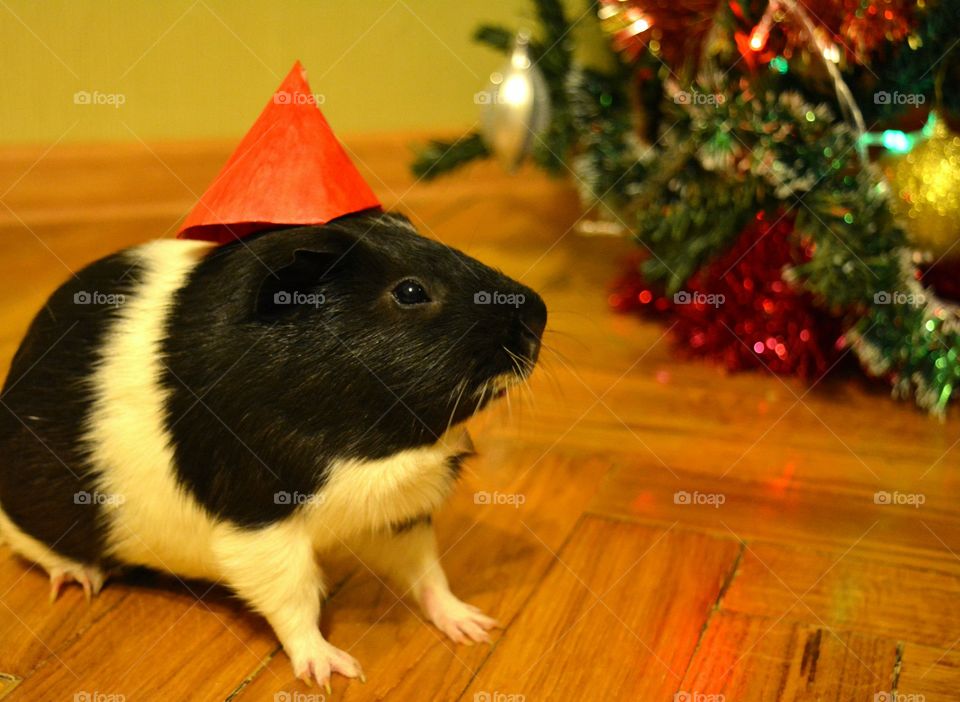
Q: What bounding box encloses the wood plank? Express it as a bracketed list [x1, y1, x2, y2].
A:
[897, 641, 960, 702]
[721, 543, 960, 649]
[0, 548, 128, 678]
[682, 610, 898, 701]
[455, 515, 742, 702]
[6, 572, 278, 702]
[586, 445, 960, 569]
[233, 442, 612, 700]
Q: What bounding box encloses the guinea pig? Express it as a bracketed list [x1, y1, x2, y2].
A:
[0, 211, 546, 688]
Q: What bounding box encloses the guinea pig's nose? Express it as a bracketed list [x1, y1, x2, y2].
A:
[519, 292, 547, 342]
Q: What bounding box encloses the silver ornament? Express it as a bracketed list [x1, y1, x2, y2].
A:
[480, 31, 551, 172]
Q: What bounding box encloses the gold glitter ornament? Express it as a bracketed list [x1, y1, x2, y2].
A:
[883, 114, 960, 261]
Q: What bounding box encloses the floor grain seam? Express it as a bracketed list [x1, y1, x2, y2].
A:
[890, 640, 904, 695]
[582, 510, 743, 541]
[222, 645, 283, 702]
[19, 589, 133, 681]
[583, 510, 960, 575]
[450, 511, 591, 702]
[674, 540, 747, 694]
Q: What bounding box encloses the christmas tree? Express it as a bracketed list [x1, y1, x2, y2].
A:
[413, 0, 960, 415]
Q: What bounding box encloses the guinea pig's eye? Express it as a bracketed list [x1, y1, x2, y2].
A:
[392, 279, 431, 306]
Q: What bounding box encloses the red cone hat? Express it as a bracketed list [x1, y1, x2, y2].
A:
[178, 61, 381, 244]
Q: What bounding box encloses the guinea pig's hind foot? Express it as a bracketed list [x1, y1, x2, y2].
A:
[48, 564, 106, 603]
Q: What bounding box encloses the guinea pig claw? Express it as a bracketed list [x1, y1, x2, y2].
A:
[46, 566, 105, 604]
[291, 639, 365, 689]
[48, 573, 67, 603]
[422, 589, 499, 646]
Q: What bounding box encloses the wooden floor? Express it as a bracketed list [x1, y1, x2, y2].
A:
[1, 134, 959, 701]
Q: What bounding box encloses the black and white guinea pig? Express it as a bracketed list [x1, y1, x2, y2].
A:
[0, 211, 546, 687]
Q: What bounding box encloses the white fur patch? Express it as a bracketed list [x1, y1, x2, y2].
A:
[303, 426, 471, 550]
[87, 238, 221, 580]
[208, 427, 470, 574]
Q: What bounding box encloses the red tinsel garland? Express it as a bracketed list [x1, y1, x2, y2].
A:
[597, 0, 721, 68]
[730, 0, 915, 69]
[600, 0, 916, 70]
[610, 211, 844, 378]
[781, 0, 915, 65]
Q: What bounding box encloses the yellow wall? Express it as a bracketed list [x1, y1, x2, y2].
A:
[0, 0, 559, 143]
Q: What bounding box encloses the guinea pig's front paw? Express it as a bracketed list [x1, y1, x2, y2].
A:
[421, 587, 499, 645]
[288, 634, 365, 690]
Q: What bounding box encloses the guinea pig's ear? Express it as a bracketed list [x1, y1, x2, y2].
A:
[254, 246, 346, 318]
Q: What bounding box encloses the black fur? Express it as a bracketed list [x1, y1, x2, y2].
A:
[0, 253, 143, 565]
[445, 450, 475, 480]
[162, 212, 546, 526]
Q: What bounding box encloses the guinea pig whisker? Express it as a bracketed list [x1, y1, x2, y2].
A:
[473, 378, 492, 417]
[500, 345, 540, 414]
[520, 369, 539, 410]
[503, 346, 533, 380]
[503, 346, 521, 373]
[530, 353, 565, 400]
[471, 383, 483, 418]
[537, 344, 568, 379]
[512, 376, 535, 413]
[445, 377, 470, 435]
[539, 342, 576, 369]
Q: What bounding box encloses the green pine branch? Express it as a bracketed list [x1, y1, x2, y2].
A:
[410, 132, 490, 181]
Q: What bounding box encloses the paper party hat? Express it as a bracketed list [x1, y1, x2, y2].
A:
[178, 61, 381, 244]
